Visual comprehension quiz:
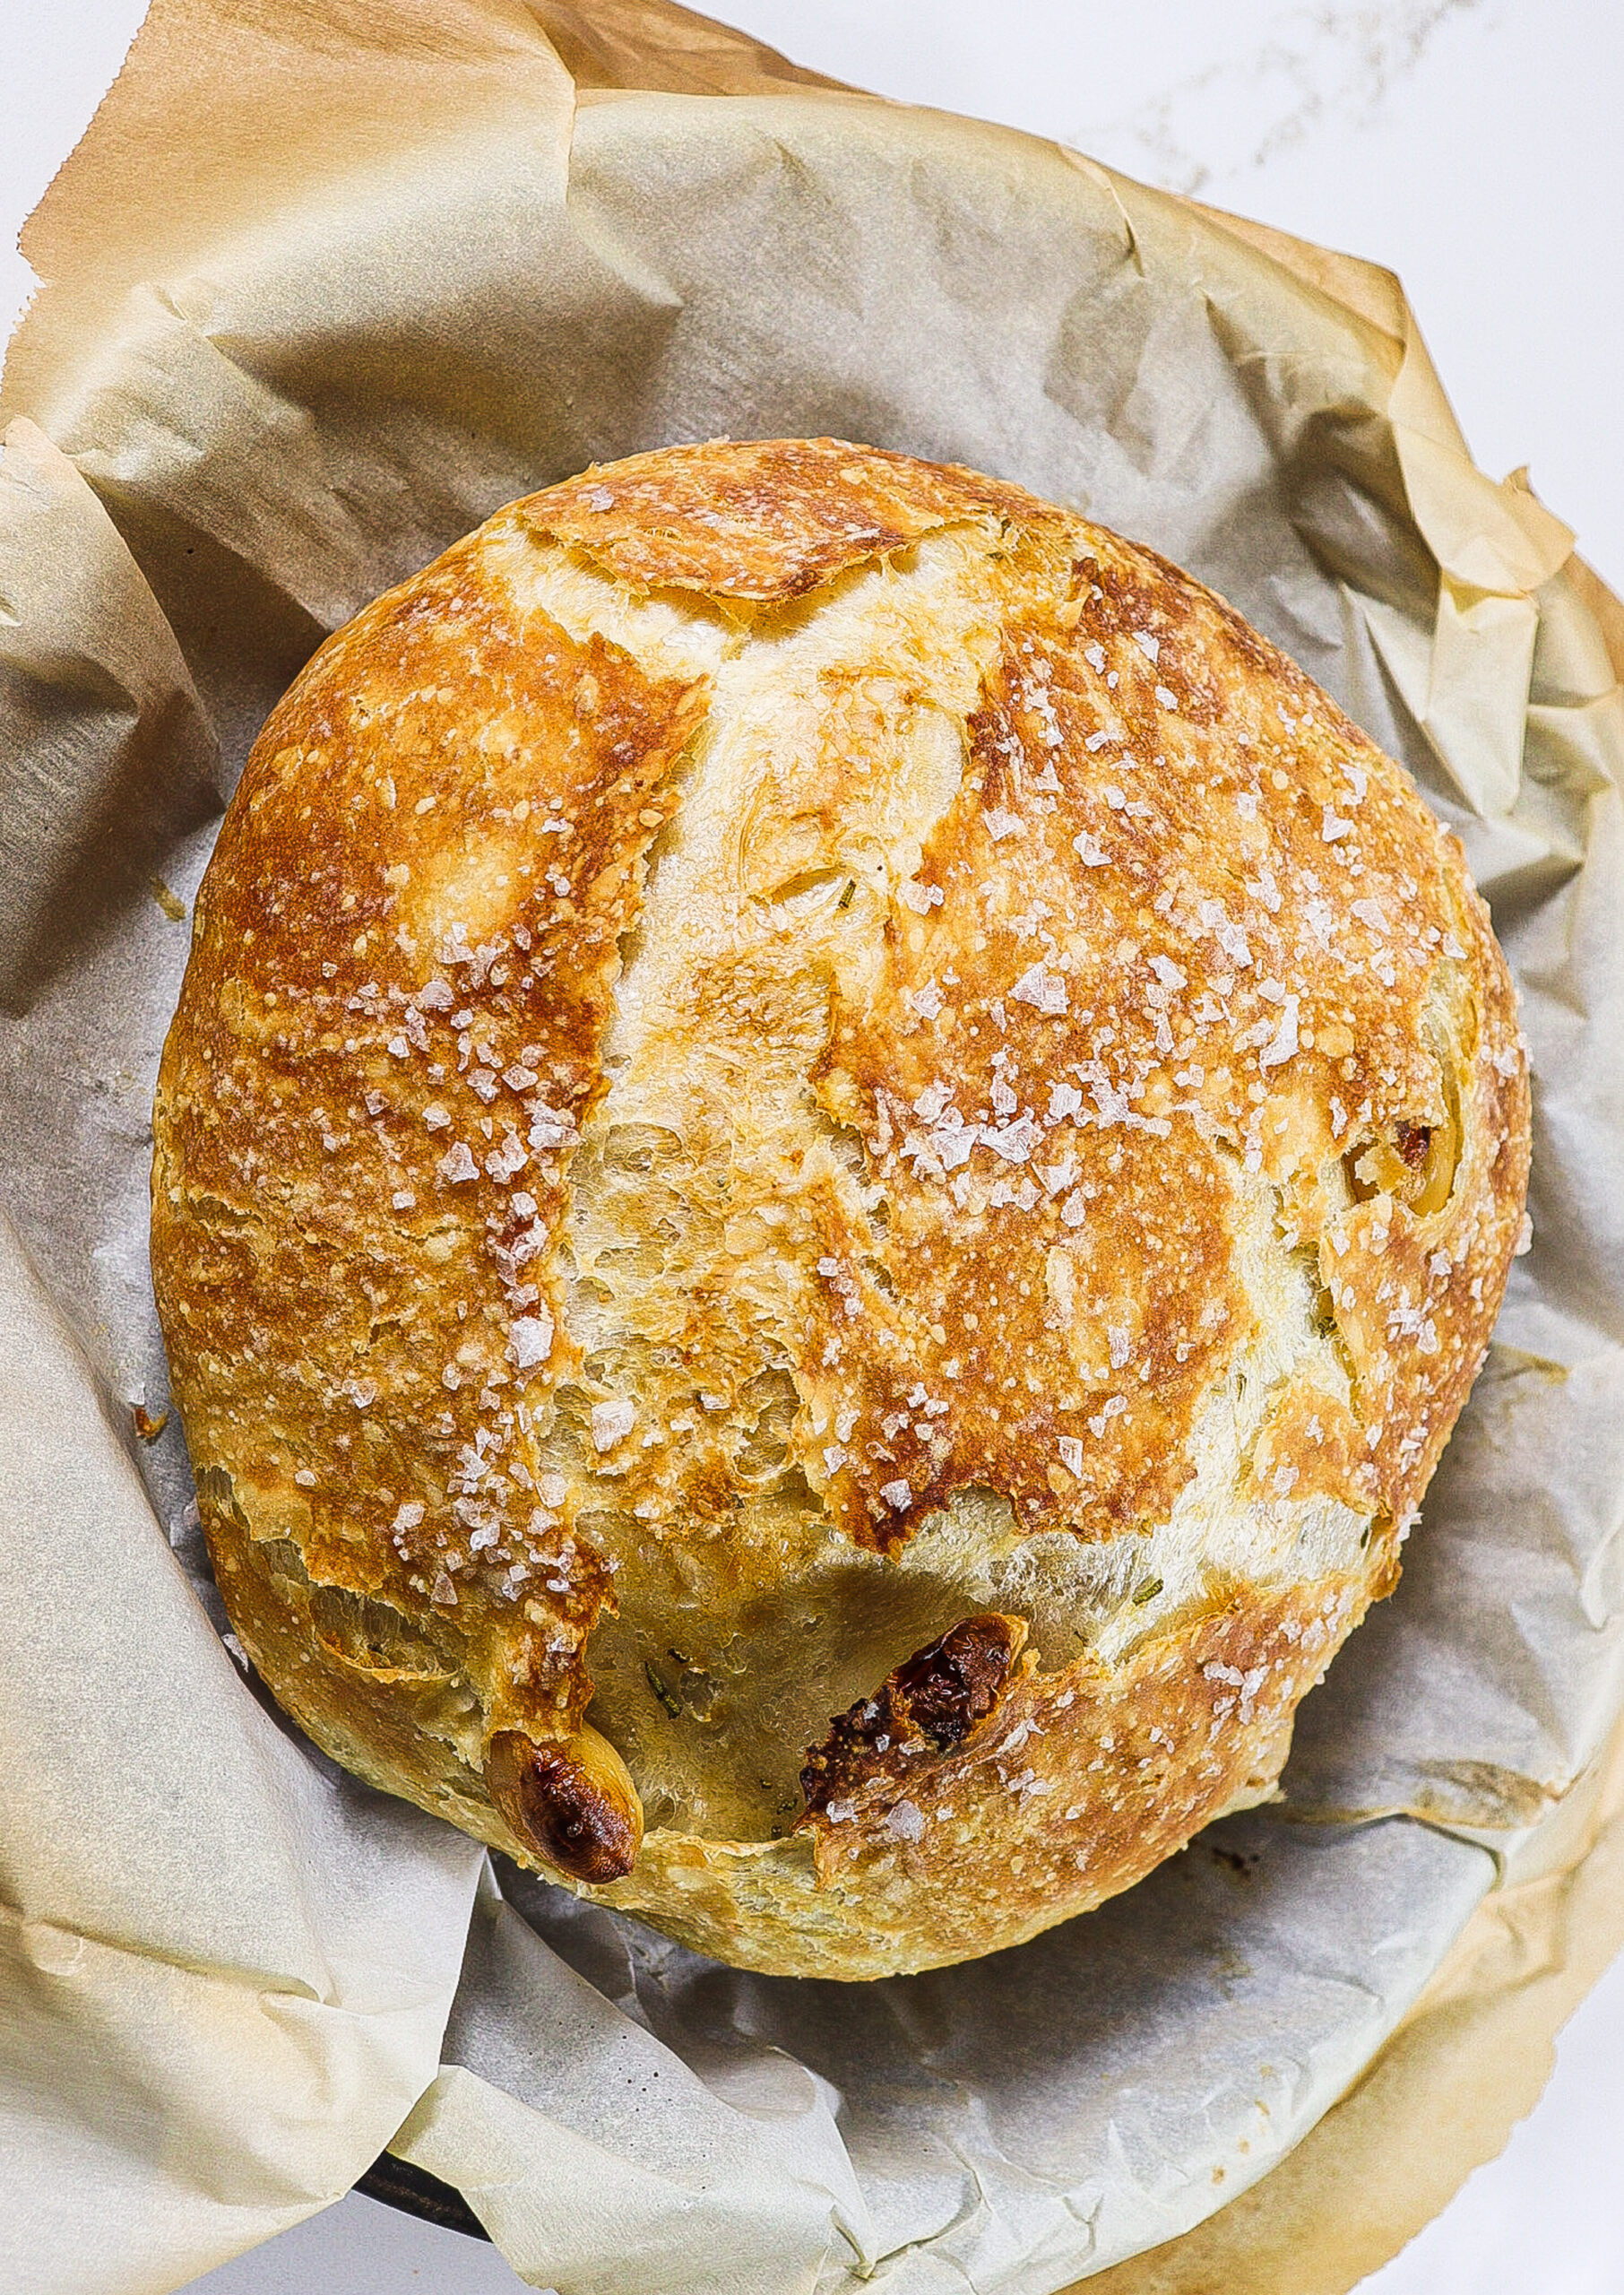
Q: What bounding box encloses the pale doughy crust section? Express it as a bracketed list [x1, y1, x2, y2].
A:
[152, 440, 1530, 1978]
[595, 1577, 1362, 1980]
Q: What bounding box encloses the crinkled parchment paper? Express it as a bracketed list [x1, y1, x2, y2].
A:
[3, 4, 1623, 2291]
[1093, 1674, 1624, 2295]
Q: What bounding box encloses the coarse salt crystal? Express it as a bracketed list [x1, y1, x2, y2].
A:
[1058, 1435, 1084, 1475]
[1011, 962, 1068, 1017]
[885, 1800, 926, 1842]
[527, 1103, 578, 1150]
[880, 1478, 912, 1511]
[510, 1312, 554, 1371]
[981, 1111, 1040, 1165]
[592, 1398, 636, 1451]
[437, 1141, 479, 1183]
[485, 1132, 529, 1182]
[1259, 994, 1300, 1070]
[1197, 901, 1253, 969]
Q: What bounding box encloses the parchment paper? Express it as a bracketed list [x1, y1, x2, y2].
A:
[3, 4, 1623, 2291]
[1093, 1670, 1624, 2295]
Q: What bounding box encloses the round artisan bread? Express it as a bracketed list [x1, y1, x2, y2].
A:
[151, 439, 1530, 1979]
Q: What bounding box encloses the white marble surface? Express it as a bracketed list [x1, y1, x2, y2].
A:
[4, 4, 1622, 2291]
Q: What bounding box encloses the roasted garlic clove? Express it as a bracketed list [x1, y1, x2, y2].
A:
[799, 1613, 1029, 1820]
[1346, 1104, 1459, 1219]
[486, 1722, 644, 1883]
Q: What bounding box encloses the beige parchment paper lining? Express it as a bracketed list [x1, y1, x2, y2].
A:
[2, 3, 1622, 2291]
[1089, 1674, 1624, 2295]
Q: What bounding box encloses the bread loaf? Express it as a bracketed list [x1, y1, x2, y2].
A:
[151, 440, 1530, 1977]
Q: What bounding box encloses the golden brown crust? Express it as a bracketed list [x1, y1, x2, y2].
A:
[152, 440, 1530, 1978]
[799, 534, 1525, 1552]
[525, 435, 1060, 601]
[152, 535, 709, 1756]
